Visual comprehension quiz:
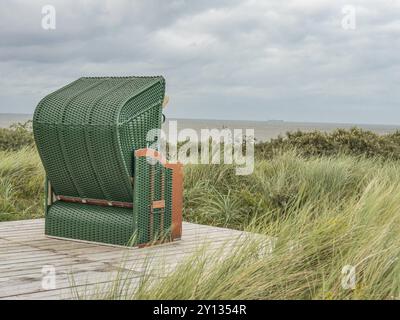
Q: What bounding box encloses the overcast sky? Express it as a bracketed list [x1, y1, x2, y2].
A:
[0, 0, 399, 124]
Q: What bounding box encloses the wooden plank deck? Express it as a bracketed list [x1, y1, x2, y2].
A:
[0, 219, 247, 300]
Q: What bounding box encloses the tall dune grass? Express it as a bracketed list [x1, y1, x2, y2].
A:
[85, 151, 400, 300]
[87, 170, 400, 299]
[1, 145, 400, 299]
[183, 151, 398, 230]
[0, 147, 43, 221]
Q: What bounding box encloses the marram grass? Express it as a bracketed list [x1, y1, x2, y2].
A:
[80, 175, 400, 299]
[81, 151, 400, 300]
[1, 147, 399, 299]
[0, 147, 43, 221]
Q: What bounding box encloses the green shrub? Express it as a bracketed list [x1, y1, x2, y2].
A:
[0, 121, 34, 151]
[256, 127, 400, 160]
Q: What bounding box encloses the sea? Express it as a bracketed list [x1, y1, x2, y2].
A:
[1, 113, 400, 142]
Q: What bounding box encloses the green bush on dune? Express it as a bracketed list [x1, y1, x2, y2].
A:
[256, 127, 400, 160]
[0, 121, 35, 151]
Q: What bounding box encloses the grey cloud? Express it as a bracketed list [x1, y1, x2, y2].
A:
[0, 0, 400, 124]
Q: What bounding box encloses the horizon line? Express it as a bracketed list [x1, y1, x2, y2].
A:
[1, 112, 400, 127]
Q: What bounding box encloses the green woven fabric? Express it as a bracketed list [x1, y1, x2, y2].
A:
[33, 76, 174, 246]
[33, 76, 165, 202]
[46, 201, 136, 246]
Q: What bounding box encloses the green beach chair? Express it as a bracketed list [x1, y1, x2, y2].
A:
[33, 76, 183, 247]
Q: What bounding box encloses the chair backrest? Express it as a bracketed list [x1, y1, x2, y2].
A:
[33, 76, 165, 202]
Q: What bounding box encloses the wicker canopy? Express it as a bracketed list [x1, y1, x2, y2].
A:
[33, 76, 165, 202]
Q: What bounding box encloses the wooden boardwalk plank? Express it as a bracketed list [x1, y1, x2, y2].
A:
[0, 219, 247, 300]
